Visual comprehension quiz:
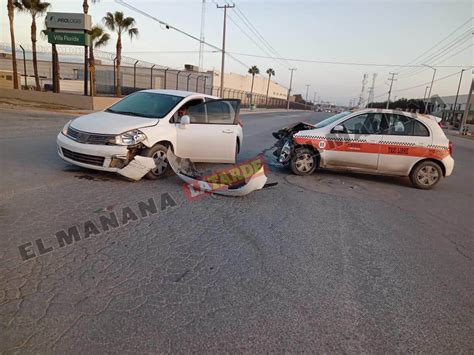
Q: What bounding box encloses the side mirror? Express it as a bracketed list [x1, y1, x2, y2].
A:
[180, 115, 190, 128]
[332, 124, 344, 133]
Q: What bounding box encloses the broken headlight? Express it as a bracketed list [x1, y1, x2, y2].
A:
[279, 141, 291, 163]
[115, 129, 147, 146]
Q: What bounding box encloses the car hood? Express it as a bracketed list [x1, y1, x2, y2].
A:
[293, 127, 325, 138]
[70, 111, 159, 134]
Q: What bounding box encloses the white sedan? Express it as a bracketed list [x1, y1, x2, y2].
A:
[57, 90, 243, 179]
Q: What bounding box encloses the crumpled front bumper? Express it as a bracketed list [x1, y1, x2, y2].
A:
[57, 133, 129, 172]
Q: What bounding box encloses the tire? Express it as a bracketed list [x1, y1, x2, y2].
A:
[142, 143, 172, 180]
[409, 160, 442, 189]
[290, 147, 317, 176]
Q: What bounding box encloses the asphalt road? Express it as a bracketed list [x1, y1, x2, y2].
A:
[0, 108, 473, 353]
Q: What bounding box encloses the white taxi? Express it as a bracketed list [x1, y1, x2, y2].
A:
[57, 90, 243, 179]
[288, 109, 454, 189]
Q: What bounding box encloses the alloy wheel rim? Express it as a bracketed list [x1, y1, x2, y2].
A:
[295, 153, 314, 172]
[152, 150, 168, 175]
[416, 165, 439, 186]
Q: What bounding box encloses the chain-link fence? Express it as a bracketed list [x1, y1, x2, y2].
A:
[1, 42, 313, 110]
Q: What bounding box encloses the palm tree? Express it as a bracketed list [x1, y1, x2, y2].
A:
[248, 65, 259, 107]
[7, 0, 19, 89]
[265, 68, 275, 108]
[14, 0, 50, 91]
[82, 0, 99, 14]
[40, 20, 59, 92]
[103, 11, 138, 97]
[89, 25, 110, 96]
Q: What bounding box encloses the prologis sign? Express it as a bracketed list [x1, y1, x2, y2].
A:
[48, 32, 91, 46]
[46, 12, 92, 31]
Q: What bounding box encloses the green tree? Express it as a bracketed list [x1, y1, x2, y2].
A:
[103, 11, 138, 96]
[7, 0, 19, 89]
[265, 68, 275, 108]
[248, 65, 259, 107]
[82, 0, 98, 14]
[40, 21, 60, 92]
[14, 0, 51, 91]
[89, 25, 110, 96]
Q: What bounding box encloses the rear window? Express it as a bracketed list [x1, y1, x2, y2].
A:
[413, 121, 430, 136]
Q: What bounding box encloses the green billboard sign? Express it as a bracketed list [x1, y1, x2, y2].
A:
[48, 32, 90, 46]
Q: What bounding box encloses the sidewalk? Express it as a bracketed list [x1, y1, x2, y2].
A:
[0, 97, 307, 117]
[444, 128, 474, 141]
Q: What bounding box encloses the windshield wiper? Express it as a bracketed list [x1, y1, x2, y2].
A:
[106, 109, 153, 118]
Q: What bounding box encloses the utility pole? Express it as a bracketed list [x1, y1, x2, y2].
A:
[216, 2, 234, 98]
[423, 64, 436, 114]
[451, 69, 465, 125]
[198, 0, 206, 71]
[422, 86, 429, 103]
[367, 73, 377, 108]
[386, 72, 398, 109]
[286, 68, 296, 110]
[357, 73, 368, 108]
[305, 84, 310, 110]
[459, 76, 473, 134]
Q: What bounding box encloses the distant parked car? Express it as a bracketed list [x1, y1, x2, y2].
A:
[272, 109, 454, 189]
[57, 90, 243, 179]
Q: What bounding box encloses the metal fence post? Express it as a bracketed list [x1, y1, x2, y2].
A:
[186, 73, 192, 91]
[163, 68, 168, 89]
[19, 45, 27, 89]
[113, 56, 117, 95]
[150, 64, 156, 89]
[133, 60, 139, 89]
[176, 71, 182, 90]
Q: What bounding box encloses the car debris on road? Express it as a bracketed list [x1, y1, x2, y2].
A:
[167, 149, 269, 198]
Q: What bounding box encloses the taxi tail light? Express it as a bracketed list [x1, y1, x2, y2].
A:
[449, 140, 453, 155]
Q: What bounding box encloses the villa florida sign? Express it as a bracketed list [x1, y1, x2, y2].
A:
[46, 12, 91, 46]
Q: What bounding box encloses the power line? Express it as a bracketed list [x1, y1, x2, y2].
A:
[225, 51, 471, 67]
[114, 0, 250, 69]
[232, 4, 291, 67]
[394, 17, 473, 75]
[398, 29, 472, 79]
[373, 70, 468, 100]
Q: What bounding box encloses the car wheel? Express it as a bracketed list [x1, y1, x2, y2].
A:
[409, 160, 442, 189]
[142, 143, 172, 180]
[290, 147, 317, 176]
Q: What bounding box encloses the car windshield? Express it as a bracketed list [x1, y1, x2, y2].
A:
[106, 92, 184, 118]
[314, 111, 351, 128]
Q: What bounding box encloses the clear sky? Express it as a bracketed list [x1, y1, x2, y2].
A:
[1, 0, 472, 105]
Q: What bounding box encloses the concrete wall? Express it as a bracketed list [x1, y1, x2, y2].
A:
[0, 88, 120, 110]
[212, 71, 288, 99]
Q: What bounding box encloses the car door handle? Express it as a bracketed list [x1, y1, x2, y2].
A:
[222, 129, 234, 134]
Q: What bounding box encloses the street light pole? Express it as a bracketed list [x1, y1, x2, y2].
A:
[286, 68, 296, 110]
[423, 64, 436, 114]
[217, 3, 234, 98]
[459, 76, 473, 134]
[451, 69, 465, 125]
